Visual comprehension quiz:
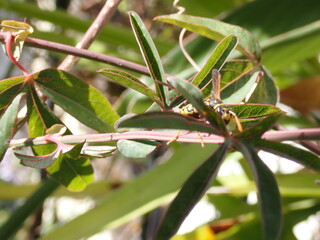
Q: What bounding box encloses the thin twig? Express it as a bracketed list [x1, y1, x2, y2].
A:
[59, 0, 122, 70]
[275, 124, 320, 155]
[8, 128, 320, 149]
[0, 33, 151, 75]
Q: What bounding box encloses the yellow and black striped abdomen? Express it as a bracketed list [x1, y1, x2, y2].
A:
[179, 97, 234, 124]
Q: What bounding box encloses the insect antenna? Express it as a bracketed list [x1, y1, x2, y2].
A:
[230, 111, 243, 132]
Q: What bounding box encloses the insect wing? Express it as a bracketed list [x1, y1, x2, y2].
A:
[211, 69, 221, 99]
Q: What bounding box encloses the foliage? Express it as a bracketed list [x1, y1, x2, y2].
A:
[0, 1, 319, 240]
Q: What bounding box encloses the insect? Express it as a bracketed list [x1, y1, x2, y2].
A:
[179, 69, 243, 132]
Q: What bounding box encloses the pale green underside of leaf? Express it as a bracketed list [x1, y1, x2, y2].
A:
[117, 139, 159, 158]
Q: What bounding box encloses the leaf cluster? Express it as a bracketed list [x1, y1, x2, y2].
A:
[0, 2, 319, 240]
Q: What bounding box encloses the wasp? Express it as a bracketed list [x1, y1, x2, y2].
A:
[179, 69, 243, 132]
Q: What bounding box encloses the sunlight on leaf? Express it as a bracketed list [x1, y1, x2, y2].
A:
[46, 142, 93, 192]
[33, 69, 119, 133]
[27, 84, 93, 191]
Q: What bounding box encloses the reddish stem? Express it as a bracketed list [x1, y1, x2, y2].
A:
[3, 32, 29, 76]
[8, 128, 320, 149]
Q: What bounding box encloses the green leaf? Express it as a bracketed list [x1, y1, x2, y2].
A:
[46, 143, 94, 192]
[256, 140, 320, 172]
[0, 178, 59, 240]
[170, 77, 228, 133]
[237, 143, 282, 240]
[247, 66, 278, 105]
[117, 139, 160, 158]
[117, 112, 218, 134]
[234, 111, 284, 140]
[230, 104, 283, 120]
[15, 147, 60, 169]
[220, 60, 255, 89]
[261, 20, 320, 73]
[39, 144, 217, 240]
[191, 35, 238, 89]
[26, 83, 65, 159]
[33, 69, 119, 133]
[221, 70, 261, 104]
[0, 93, 24, 162]
[168, 34, 239, 111]
[207, 186, 256, 219]
[128, 11, 169, 108]
[276, 173, 320, 197]
[155, 14, 261, 60]
[0, 1, 172, 55]
[27, 84, 93, 191]
[98, 68, 161, 105]
[171, 77, 206, 116]
[0, 76, 26, 116]
[45, 124, 67, 135]
[223, 0, 320, 40]
[155, 141, 230, 240]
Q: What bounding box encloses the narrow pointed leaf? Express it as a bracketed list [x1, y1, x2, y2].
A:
[230, 104, 282, 119]
[171, 77, 206, 116]
[191, 35, 238, 89]
[33, 69, 119, 133]
[0, 93, 24, 161]
[256, 140, 320, 171]
[237, 143, 282, 240]
[129, 11, 169, 108]
[0, 178, 59, 240]
[117, 111, 218, 134]
[155, 14, 261, 60]
[171, 77, 227, 133]
[261, 20, 320, 72]
[155, 141, 230, 240]
[98, 68, 162, 105]
[234, 111, 284, 140]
